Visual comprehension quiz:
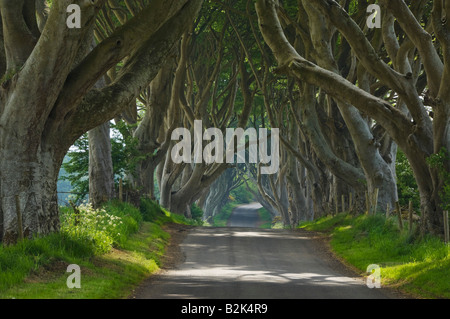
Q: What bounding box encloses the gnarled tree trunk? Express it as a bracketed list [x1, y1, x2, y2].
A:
[88, 121, 115, 208]
[0, 136, 63, 244]
[0, 0, 204, 243]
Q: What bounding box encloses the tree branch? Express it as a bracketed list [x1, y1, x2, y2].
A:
[308, 0, 431, 130]
[58, 0, 204, 148]
[0, 0, 36, 73]
[381, 0, 443, 97]
[255, 0, 430, 155]
[51, 0, 190, 126]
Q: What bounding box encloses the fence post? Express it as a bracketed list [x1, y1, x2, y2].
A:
[408, 201, 413, 233]
[395, 201, 403, 230]
[349, 192, 353, 212]
[444, 211, 449, 244]
[119, 178, 123, 202]
[386, 203, 390, 219]
[365, 191, 370, 215]
[15, 195, 24, 241]
[372, 188, 379, 215]
[335, 192, 338, 216]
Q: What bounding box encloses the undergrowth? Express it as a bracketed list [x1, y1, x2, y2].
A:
[0, 198, 193, 298]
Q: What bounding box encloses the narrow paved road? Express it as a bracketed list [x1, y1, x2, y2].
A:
[227, 202, 263, 228]
[132, 205, 399, 299]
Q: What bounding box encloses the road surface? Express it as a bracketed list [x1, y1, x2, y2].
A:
[132, 204, 399, 299]
[227, 202, 263, 228]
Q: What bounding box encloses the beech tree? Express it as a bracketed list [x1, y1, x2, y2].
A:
[3, 0, 448, 242]
[0, 0, 203, 244]
[255, 0, 450, 235]
[200, 168, 244, 222]
[154, 7, 258, 216]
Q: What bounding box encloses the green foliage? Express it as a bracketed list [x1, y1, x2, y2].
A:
[140, 198, 200, 226]
[396, 150, 420, 211]
[190, 203, 204, 224]
[0, 233, 94, 292]
[212, 201, 238, 227]
[61, 121, 144, 204]
[60, 135, 89, 204]
[300, 213, 450, 267]
[0, 199, 190, 296]
[110, 121, 147, 181]
[230, 183, 253, 204]
[60, 201, 141, 254]
[140, 198, 166, 222]
[427, 147, 450, 211]
[257, 207, 273, 229]
[101, 200, 142, 244]
[210, 181, 256, 227]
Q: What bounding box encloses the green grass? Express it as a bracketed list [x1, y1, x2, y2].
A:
[0, 198, 192, 299]
[140, 198, 198, 226]
[211, 202, 239, 227]
[299, 213, 450, 298]
[257, 207, 273, 229]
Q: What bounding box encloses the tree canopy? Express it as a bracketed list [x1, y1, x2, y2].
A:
[0, 0, 449, 244]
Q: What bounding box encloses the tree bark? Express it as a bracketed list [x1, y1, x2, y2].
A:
[88, 121, 115, 208]
[0, 140, 63, 245]
[133, 61, 175, 198]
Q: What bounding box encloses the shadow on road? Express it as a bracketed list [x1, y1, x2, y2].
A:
[131, 227, 401, 299]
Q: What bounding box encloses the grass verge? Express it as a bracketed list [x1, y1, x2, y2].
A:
[299, 213, 450, 299]
[211, 202, 239, 227]
[257, 207, 273, 229]
[0, 198, 193, 299]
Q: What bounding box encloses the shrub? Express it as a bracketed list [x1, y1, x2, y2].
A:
[102, 200, 142, 244]
[190, 203, 204, 224]
[427, 147, 450, 211]
[60, 203, 125, 254]
[140, 198, 165, 222]
[396, 151, 420, 211]
[230, 184, 253, 204]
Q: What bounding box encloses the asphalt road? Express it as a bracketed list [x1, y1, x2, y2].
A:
[227, 202, 263, 228]
[132, 204, 398, 299]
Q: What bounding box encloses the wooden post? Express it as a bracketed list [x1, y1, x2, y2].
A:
[386, 203, 390, 219]
[444, 211, 449, 244]
[349, 192, 353, 212]
[408, 201, 413, 233]
[372, 188, 379, 215]
[365, 191, 370, 215]
[119, 178, 123, 202]
[15, 195, 24, 241]
[395, 201, 403, 230]
[335, 193, 338, 216]
[341, 195, 345, 213]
